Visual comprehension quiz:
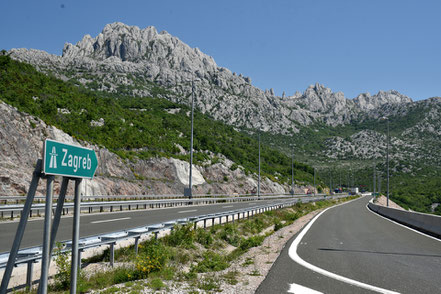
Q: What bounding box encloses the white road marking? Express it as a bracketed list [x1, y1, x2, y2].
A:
[91, 217, 131, 224]
[178, 209, 198, 213]
[288, 197, 400, 294]
[366, 201, 441, 243]
[222, 205, 234, 208]
[288, 283, 323, 294]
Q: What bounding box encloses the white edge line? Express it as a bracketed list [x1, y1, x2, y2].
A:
[288, 196, 401, 294]
[91, 217, 131, 224]
[366, 200, 441, 243]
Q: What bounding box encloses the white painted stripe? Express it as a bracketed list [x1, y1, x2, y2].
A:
[288, 283, 323, 294]
[177, 209, 198, 213]
[366, 202, 441, 243]
[288, 197, 400, 294]
[222, 205, 234, 208]
[91, 217, 131, 224]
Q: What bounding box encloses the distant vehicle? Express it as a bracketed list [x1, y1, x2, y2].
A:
[334, 188, 342, 193]
[350, 187, 359, 195]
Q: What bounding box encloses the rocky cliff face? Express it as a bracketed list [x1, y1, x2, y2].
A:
[0, 100, 311, 196]
[9, 22, 414, 134]
[320, 97, 441, 175]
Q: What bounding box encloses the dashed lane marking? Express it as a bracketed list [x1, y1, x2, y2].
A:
[91, 217, 131, 224]
[177, 209, 198, 213]
[287, 283, 323, 294]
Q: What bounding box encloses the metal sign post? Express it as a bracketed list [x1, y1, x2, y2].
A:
[1, 139, 97, 294]
[0, 160, 42, 294]
[38, 175, 54, 294]
[70, 179, 82, 294]
[40, 139, 97, 294]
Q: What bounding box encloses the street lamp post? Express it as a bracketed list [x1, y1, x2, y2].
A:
[329, 169, 332, 194]
[373, 161, 376, 196]
[291, 149, 294, 196]
[258, 131, 261, 199]
[387, 119, 390, 206]
[184, 80, 195, 199]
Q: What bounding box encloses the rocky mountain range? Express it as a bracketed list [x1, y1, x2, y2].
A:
[9, 22, 416, 134]
[4, 22, 441, 193]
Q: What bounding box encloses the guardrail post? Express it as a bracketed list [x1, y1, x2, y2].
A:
[110, 243, 115, 267]
[26, 261, 35, 290]
[203, 219, 207, 228]
[134, 237, 140, 255]
[78, 249, 84, 270]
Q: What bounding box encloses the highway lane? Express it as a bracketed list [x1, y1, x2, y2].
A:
[0, 199, 285, 253]
[257, 196, 441, 294]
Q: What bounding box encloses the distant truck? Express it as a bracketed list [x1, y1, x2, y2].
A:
[350, 187, 359, 195]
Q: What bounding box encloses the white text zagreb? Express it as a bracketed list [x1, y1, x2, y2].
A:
[61, 148, 93, 172]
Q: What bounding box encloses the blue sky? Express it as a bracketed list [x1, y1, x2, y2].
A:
[1, 0, 440, 100]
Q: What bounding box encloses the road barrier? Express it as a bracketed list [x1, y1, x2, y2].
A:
[368, 199, 441, 238]
[0, 192, 311, 204]
[0, 194, 348, 291]
[0, 194, 326, 219]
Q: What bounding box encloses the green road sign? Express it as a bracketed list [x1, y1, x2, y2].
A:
[43, 139, 98, 179]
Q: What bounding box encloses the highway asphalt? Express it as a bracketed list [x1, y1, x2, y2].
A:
[256, 196, 441, 294]
[0, 199, 288, 253]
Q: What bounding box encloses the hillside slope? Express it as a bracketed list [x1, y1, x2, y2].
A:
[0, 55, 317, 196]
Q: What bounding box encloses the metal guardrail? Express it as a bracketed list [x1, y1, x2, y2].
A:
[0, 194, 348, 290]
[0, 194, 327, 219]
[0, 192, 306, 203]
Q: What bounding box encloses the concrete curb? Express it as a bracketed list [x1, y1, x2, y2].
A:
[368, 199, 441, 238]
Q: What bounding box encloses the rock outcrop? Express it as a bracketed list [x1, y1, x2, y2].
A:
[8, 22, 414, 135]
[0, 101, 311, 196]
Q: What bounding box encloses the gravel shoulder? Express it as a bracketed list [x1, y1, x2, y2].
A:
[374, 195, 406, 210]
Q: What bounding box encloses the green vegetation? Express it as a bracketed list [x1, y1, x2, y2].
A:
[42, 196, 355, 293]
[389, 173, 441, 215]
[2, 53, 438, 214]
[0, 54, 315, 185]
